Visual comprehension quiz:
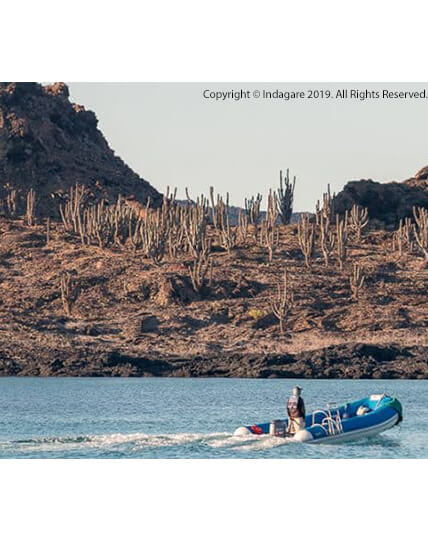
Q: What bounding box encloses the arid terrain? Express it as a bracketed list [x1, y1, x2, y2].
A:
[0, 82, 427, 378]
[0, 213, 426, 378]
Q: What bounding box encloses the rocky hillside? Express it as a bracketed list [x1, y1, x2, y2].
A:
[333, 167, 428, 229]
[0, 82, 161, 216]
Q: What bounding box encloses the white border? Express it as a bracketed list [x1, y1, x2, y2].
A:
[1, 1, 428, 81]
[1, 459, 426, 535]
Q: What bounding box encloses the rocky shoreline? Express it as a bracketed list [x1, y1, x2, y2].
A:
[1, 342, 427, 379]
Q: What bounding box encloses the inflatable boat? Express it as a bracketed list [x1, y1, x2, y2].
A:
[234, 394, 403, 443]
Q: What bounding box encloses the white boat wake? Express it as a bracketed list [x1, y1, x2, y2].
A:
[0, 431, 298, 454]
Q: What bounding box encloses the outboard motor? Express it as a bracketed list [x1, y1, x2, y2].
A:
[269, 420, 286, 437]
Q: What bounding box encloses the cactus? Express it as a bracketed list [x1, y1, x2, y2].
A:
[336, 214, 347, 271]
[59, 184, 86, 233]
[245, 194, 262, 226]
[315, 184, 335, 232]
[276, 169, 296, 224]
[349, 263, 365, 301]
[210, 188, 237, 254]
[60, 272, 75, 316]
[348, 204, 369, 242]
[413, 206, 428, 266]
[266, 189, 279, 229]
[260, 219, 279, 263]
[183, 200, 209, 258]
[297, 214, 314, 269]
[318, 211, 335, 267]
[25, 189, 36, 226]
[145, 210, 169, 265]
[46, 217, 51, 245]
[218, 214, 237, 254]
[188, 236, 213, 292]
[6, 189, 18, 217]
[237, 210, 249, 245]
[271, 269, 294, 333]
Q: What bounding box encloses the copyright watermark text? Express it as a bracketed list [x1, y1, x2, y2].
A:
[202, 88, 428, 102]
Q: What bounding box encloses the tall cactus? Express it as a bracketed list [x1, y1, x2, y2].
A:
[392, 218, 414, 258]
[336, 214, 347, 271]
[319, 212, 335, 267]
[413, 206, 428, 266]
[25, 188, 36, 226]
[188, 236, 213, 292]
[237, 210, 249, 245]
[349, 263, 365, 301]
[266, 189, 279, 229]
[6, 189, 18, 217]
[271, 269, 294, 333]
[245, 194, 262, 226]
[298, 214, 314, 269]
[260, 219, 279, 263]
[315, 184, 335, 231]
[60, 272, 75, 316]
[276, 169, 296, 224]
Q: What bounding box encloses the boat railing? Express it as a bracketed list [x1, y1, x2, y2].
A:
[311, 407, 343, 436]
[311, 409, 330, 426]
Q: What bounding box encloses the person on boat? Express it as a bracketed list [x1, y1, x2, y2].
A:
[287, 386, 306, 434]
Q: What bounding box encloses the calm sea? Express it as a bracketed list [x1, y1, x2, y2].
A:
[0, 377, 426, 458]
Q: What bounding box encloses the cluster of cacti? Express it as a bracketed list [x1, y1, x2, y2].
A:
[245, 194, 262, 227]
[0, 188, 32, 219]
[297, 214, 315, 269]
[260, 190, 279, 263]
[182, 197, 209, 258]
[165, 200, 186, 258]
[58, 185, 167, 261]
[349, 263, 365, 300]
[59, 184, 86, 233]
[348, 204, 369, 242]
[210, 188, 237, 254]
[304, 195, 350, 271]
[4, 189, 18, 217]
[276, 169, 296, 224]
[315, 184, 335, 231]
[271, 269, 294, 333]
[81, 197, 136, 248]
[392, 217, 414, 258]
[132, 209, 169, 264]
[392, 206, 427, 266]
[188, 235, 213, 292]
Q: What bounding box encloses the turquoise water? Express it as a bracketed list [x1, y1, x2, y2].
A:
[0, 378, 426, 458]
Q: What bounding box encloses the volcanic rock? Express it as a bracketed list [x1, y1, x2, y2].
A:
[333, 174, 428, 228]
